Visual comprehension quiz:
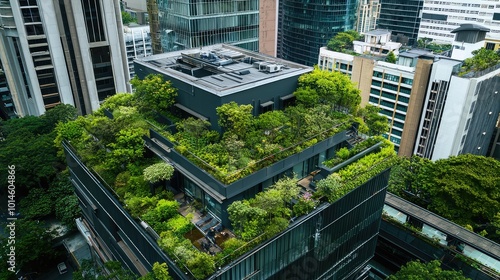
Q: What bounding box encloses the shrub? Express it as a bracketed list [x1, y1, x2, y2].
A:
[166, 214, 194, 236]
[143, 162, 174, 184]
[293, 196, 317, 216]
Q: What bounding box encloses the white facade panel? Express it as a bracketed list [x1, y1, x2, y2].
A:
[39, 1, 74, 106]
[431, 76, 471, 160]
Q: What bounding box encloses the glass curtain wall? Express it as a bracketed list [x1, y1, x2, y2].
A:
[159, 0, 259, 52]
[277, 0, 358, 66]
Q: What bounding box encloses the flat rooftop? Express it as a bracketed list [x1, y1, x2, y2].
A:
[135, 44, 312, 96]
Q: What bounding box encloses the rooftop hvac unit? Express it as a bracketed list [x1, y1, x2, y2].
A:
[266, 64, 282, 73]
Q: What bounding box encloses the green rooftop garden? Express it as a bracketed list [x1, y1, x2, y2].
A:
[58, 69, 396, 278]
[458, 48, 500, 76]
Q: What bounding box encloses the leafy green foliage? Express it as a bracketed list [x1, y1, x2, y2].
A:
[294, 67, 361, 113]
[143, 162, 174, 183]
[74, 260, 138, 280]
[293, 196, 317, 216]
[42, 104, 78, 129]
[216, 101, 253, 139]
[140, 262, 173, 280]
[323, 136, 389, 168]
[388, 260, 470, 280]
[215, 238, 248, 264]
[99, 92, 136, 112]
[106, 127, 147, 171]
[130, 74, 177, 114]
[416, 38, 451, 54]
[158, 232, 215, 279]
[318, 145, 397, 202]
[385, 51, 397, 63]
[228, 176, 300, 241]
[125, 195, 159, 217]
[461, 48, 500, 74]
[357, 104, 389, 136]
[175, 102, 352, 184]
[0, 219, 56, 272]
[389, 154, 500, 243]
[327, 30, 362, 52]
[316, 173, 343, 201]
[121, 11, 137, 25]
[142, 199, 180, 230]
[0, 121, 59, 191]
[19, 188, 52, 219]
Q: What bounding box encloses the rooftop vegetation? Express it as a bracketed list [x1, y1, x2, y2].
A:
[417, 38, 452, 54]
[57, 69, 394, 278]
[327, 30, 363, 55]
[388, 154, 500, 244]
[388, 260, 470, 280]
[459, 48, 500, 76]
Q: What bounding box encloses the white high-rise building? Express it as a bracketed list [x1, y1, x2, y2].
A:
[356, 0, 381, 34]
[0, 0, 128, 117]
[123, 24, 152, 83]
[418, 0, 500, 46]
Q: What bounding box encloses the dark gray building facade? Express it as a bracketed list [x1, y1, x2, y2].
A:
[377, 0, 423, 46]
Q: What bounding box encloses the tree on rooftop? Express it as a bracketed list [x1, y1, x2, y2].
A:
[417, 37, 432, 49]
[327, 30, 362, 52]
[461, 48, 500, 73]
[130, 74, 177, 114]
[99, 92, 136, 112]
[216, 101, 253, 139]
[294, 67, 361, 113]
[228, 176, 301, 241]
[140, 262, 173, 280]
[385, 51, 397, 64]
[357, 104, 389, 136]
[106, 127, 147, 172]
[387, 260, 470, 280]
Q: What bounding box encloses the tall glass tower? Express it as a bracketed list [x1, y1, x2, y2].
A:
[378, 0, 423, 46]
[158, 0, 260, 52]
[277, 0, 359, 66]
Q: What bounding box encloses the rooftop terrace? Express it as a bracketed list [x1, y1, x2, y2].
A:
[135, 44, 312, 96]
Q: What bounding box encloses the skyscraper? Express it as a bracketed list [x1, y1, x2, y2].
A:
[277, 0, 358, 66]
[0, 0, 128, 117]
[418, 0, 500, 48]
[154, 0, 260, 53]
[123, 24, 152, 82]
[377, 0, 424, 46]
[356, 0, 381, 34]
